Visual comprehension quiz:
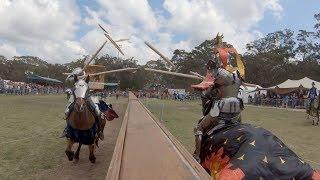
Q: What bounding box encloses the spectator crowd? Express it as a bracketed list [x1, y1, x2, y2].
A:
[247, 90, 311, 109]
[0, 78, 65, 95]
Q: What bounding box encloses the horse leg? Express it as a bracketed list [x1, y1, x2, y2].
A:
[312, 113, 315, 125]
[74, 143, 82, 160]
[89, 144, 96, 163]
[317, 112, 319, 125]
[65, 138, 75, 161]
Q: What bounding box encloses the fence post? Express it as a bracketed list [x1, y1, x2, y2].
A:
[160, 103, 164, 122]
[146, 98, 149, 108]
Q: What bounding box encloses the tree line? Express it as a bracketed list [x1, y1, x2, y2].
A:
[0, 13, 319, 90]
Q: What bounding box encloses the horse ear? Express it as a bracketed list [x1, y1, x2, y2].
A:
[85, 75, 90, 83]
[74, 75, 78, 82]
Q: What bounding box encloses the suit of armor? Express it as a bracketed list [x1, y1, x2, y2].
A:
[193, 67, 243, 163]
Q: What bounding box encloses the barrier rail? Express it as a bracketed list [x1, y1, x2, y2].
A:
[106, 92, 210, 180]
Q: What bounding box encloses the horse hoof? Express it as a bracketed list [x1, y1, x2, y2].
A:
[65, 150, 74, 161]
[89, 156, 96, 163]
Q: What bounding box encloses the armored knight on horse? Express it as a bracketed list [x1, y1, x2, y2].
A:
[62, 25, 137, 163]
[191, 34, 320, 179]
[143, 33, 320, 179]
[306, 82, 320, 125]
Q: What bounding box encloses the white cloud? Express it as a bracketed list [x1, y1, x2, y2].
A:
[0, 0, 83, 63]
[83, 0, 283, 64]
[97, 0, 159, 32]
[162, 0, 283, 52]
[0, 0, 283, 64]
[0, 43, 19, 58]
[80, 2, 161, 64]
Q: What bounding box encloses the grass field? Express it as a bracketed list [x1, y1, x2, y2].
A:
[0, 95, 127, 179]
[142, 98, 320, 169]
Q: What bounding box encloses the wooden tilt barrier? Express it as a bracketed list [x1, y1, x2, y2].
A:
[106, 92, 211, 180]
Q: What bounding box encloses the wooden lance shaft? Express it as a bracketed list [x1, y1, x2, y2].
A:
[98, 24, 125, 56]
[104, 33, 125, 56]
[144, 41, 175, 69]
[189, 71, 205, 79]
[88, 68, 138, 76]
[144, 68, 202, 80]
[83, 40, 108, 70]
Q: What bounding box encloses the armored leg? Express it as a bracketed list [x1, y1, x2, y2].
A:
[193, 115, 219, 163]
[89, 96, 104, 140]
[65, 95, 74, 119]
[194, 125, 203, 163]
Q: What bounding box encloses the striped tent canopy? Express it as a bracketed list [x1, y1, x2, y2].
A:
[265, 77, 320, 95]
[26, 75, 63, 85]
[269, 77, 320, 89]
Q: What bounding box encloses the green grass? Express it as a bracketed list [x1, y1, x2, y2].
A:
[142, 98, 320, 170]
[0, 95, 126, 179]
[0, 95, 66, 179]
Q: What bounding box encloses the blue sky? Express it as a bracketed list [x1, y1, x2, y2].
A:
[77, 0, 320, 40]
[257, 0, 319, 34]
[0, 0, 319, 64]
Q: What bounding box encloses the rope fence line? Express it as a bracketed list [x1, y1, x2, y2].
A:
[0, 121, 65, 145]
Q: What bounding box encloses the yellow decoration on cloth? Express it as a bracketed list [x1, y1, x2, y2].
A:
[237, 154, 245, 161]
[249, 140, 256, 146]
[279, 157, 286, 164]
[262, 156, 268, 163]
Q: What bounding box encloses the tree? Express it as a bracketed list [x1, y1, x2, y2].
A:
[244, 29, 296, 87]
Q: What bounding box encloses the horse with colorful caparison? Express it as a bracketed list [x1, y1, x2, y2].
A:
[194, 72, 320, 179]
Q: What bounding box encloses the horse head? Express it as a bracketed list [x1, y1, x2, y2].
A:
[73, 76, 90, 112]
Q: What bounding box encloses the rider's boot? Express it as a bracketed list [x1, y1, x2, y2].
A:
[193, 134, 202, 163]
[93, 103, 104, 140]
[97, 113, 104, 140]
[88, 95, 105, 140]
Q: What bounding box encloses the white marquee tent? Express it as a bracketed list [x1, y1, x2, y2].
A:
[240, 84, 266, 104]
[270, 77, 320, 89]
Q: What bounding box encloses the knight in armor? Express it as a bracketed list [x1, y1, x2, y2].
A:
[308, 82, 317, 108]
[193, 58, 244, 163]
[64, 67, 105, 140]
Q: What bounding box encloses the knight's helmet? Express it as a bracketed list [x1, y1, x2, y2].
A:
[192, 33, 246, 100]
[66, 67, 86, 82]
